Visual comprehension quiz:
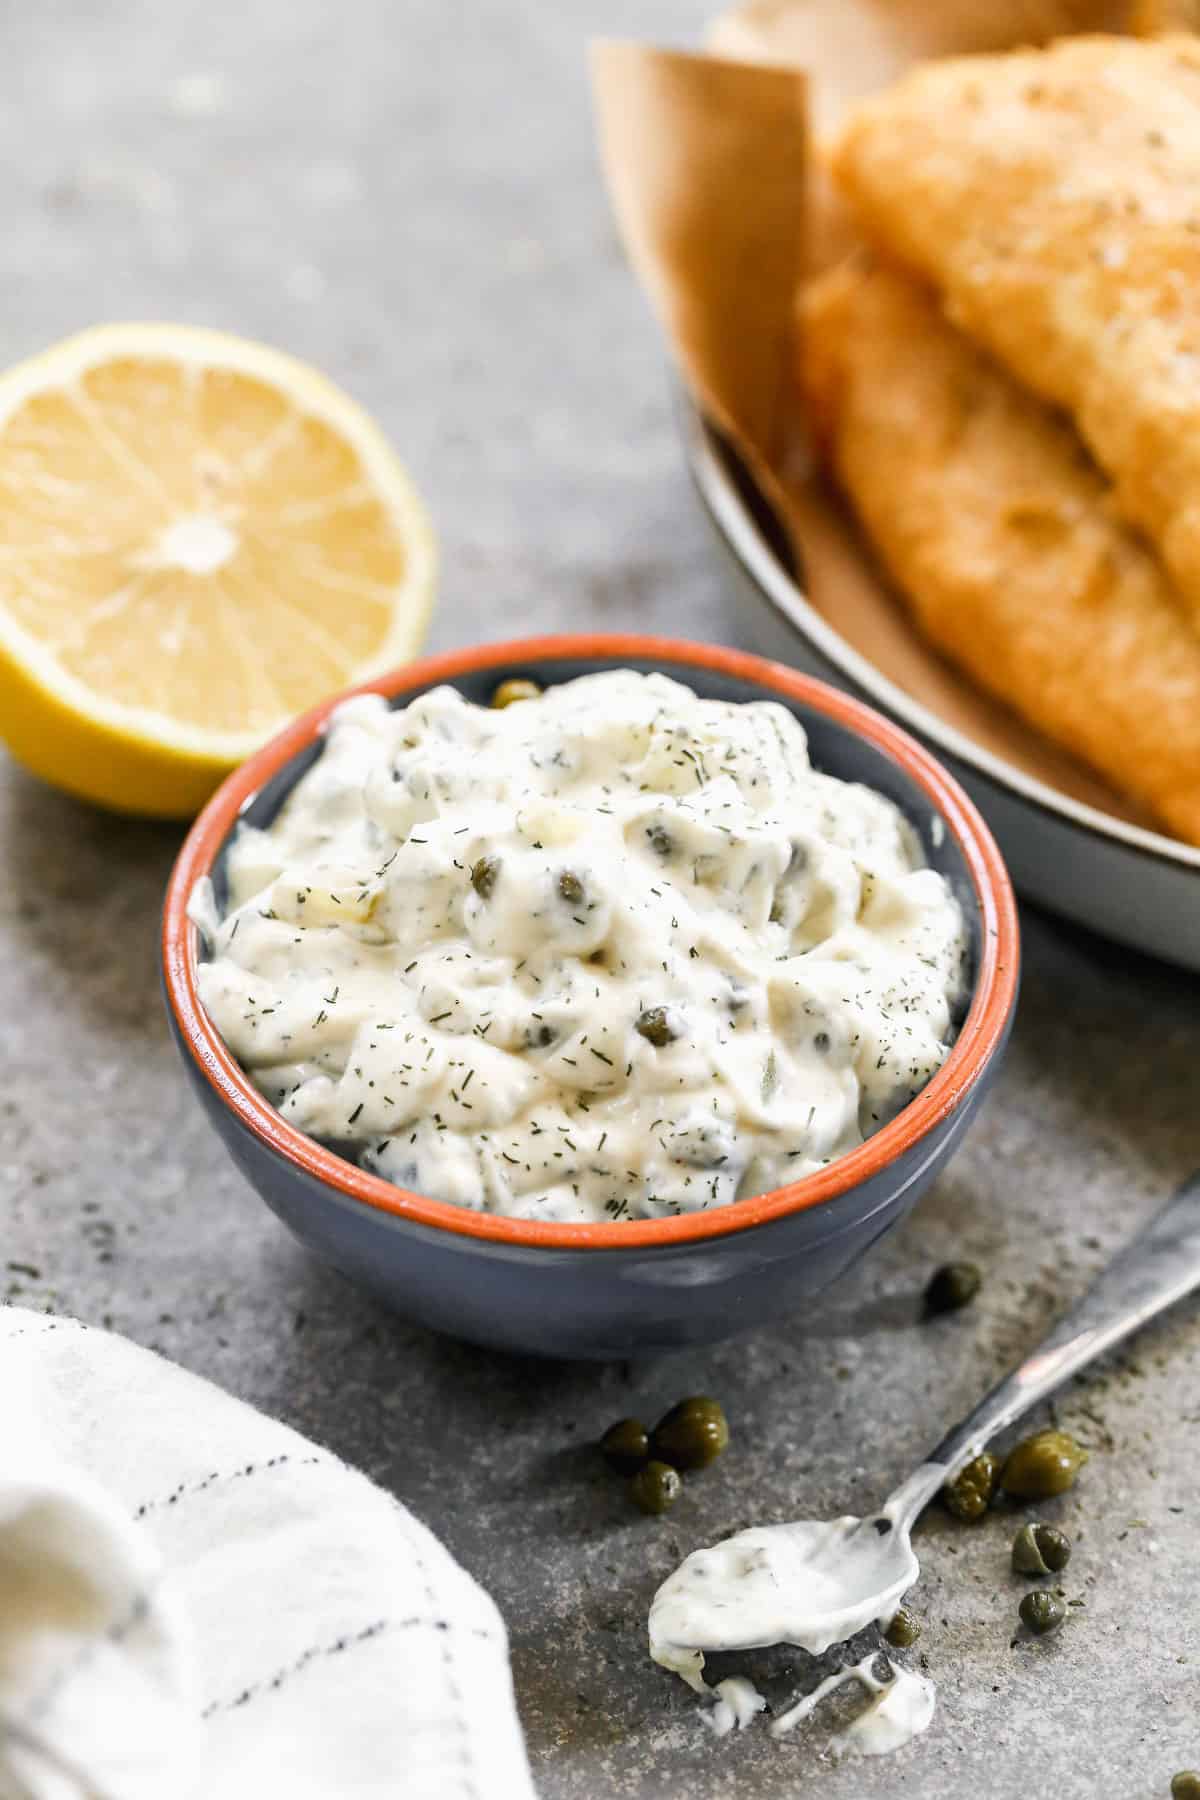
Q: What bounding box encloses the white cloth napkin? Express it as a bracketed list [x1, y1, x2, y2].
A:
[0, 1308, 537, 1800]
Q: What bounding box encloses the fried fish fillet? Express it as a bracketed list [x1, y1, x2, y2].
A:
[832, 34, 1200, 625]
[801, 258, 1200, 843]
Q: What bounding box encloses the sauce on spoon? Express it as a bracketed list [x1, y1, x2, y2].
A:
[648, 1466, 939, 1755]
[648, 1466, 934, 1691]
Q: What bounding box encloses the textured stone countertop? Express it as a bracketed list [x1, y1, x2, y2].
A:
[2, 3, 1198, 1795]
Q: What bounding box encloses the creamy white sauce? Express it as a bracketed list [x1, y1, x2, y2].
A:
[834, 1661, 935, 1757]
[649, 1493, 925, 1690]
[770, 1653, 934, 1755]
[194, 671, 965, 1223]
[701, 1676, 767, 1737]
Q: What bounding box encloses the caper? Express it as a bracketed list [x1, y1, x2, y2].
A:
[1171, 1773, 1200, 1800]
[630, 1459, 682, 1516]
[470, 854, 500, 899]
[557, 869, 585, 906]
[651, 1396, 729, 1471]
[599, 1417, 650, 1476]
[636, 1006, 678, 1048]
[884, 1606, 921, 1649]
[646, 822, 674, 858]
[491, 677, 541, 709]
[1001, 1430, 1088, 1500]
[1012, 1522, 1072, 1576]
[924, 1261, 982, 1316]
[1018, 1590, 1066, 1636]
[941, 1451, 1000, 1522]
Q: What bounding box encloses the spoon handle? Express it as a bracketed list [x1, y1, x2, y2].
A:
[904, 1170, 1200, 1519]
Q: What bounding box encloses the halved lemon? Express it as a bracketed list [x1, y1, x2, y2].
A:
[0, 323, 437, 816]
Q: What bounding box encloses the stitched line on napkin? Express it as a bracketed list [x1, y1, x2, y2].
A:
[193, 1444, 487, 1793]
[405, 1533, 483, 1800]
[199, 1616, 498, 1719]
[133, 1451, 326, 1520]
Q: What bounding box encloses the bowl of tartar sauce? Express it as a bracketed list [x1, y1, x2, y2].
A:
[163, 635, 1019, 1358]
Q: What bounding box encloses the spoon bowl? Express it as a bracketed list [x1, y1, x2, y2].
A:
[649, 1475, 928, 1692]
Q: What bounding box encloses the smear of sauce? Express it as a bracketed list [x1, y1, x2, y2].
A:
[771, 1653, 935, 1756]
[837, 1661, 935, 1757]
[701, 1677, 767, 1738]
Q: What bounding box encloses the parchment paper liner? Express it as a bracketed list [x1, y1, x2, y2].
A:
[591, 3, 1160, 832]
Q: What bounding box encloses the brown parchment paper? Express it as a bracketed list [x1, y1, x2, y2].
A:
[591, 46, 807, 504]
[590, 3, 1157, 831]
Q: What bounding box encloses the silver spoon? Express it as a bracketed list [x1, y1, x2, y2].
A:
[649, 1170, 1200, 1699]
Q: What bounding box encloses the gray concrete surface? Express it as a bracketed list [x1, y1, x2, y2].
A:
[2, 3, 1198, 1795]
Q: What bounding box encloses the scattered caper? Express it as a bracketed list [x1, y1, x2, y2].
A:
[471, 854, 500, 899]
[1018, 1590, 1066, 1636]
[884, 1606, 921, 1649]
[924, 1261, 982, 1315]
[651, 1396, 729, 1471]
[1001, 1430, 1088, 1500]
[599, 1417, 650, 1476]
[491, 677, 541, 708]
[1012, 1522, 1072, 1576]
[942, 1451, 1000, 1522]
[646, 822, 674, 858]
[1171, 1773, 1200, 1800]
[636, 1006, 678, 1048]
[557, 869, 585, 906]
[630, 1459, 682, 1516]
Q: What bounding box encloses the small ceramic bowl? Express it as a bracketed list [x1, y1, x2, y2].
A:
[163, 635, 1019, 1360]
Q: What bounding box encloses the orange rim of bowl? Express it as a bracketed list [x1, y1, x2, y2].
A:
[163, 634, 1019, 1251]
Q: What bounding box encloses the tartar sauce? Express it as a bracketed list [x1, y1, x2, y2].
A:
[771, 1653, 935, 1754]
[194, 670, 966, 1223]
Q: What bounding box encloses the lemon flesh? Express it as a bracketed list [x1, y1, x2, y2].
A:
[0, 324, 436, 816]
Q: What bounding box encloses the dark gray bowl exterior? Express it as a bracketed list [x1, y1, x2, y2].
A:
[168, 1016, 1001, 1358]
[170, 650, 1015, 1360]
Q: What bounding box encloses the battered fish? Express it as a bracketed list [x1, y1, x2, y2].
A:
[832, 34, 1200, 625]
[802, 258, 1200, 844]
